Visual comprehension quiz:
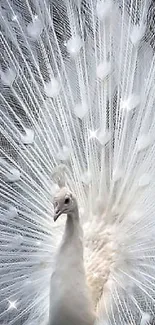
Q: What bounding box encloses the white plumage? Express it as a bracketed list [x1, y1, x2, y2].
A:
[0, 0, 155, 324]
[49, 187, 95, 325]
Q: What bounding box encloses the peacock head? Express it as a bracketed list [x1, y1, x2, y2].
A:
[53, 187, 77, 222]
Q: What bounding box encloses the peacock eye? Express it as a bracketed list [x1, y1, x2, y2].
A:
[64, 197, 70, 205]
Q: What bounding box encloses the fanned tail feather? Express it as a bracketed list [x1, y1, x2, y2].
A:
[0, 0, 155, 324]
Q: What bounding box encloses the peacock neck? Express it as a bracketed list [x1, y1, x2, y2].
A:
[59, 204, 83, 255]
[66, 205, 81, 234]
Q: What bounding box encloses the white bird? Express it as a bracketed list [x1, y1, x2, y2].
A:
[0, 0, 155, 325]
[49, 187, 95, 325]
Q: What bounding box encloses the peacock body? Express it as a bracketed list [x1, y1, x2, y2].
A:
[0, 0, 155, 324]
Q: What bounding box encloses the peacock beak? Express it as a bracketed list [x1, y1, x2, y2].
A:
[53, 208, 62, 222]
